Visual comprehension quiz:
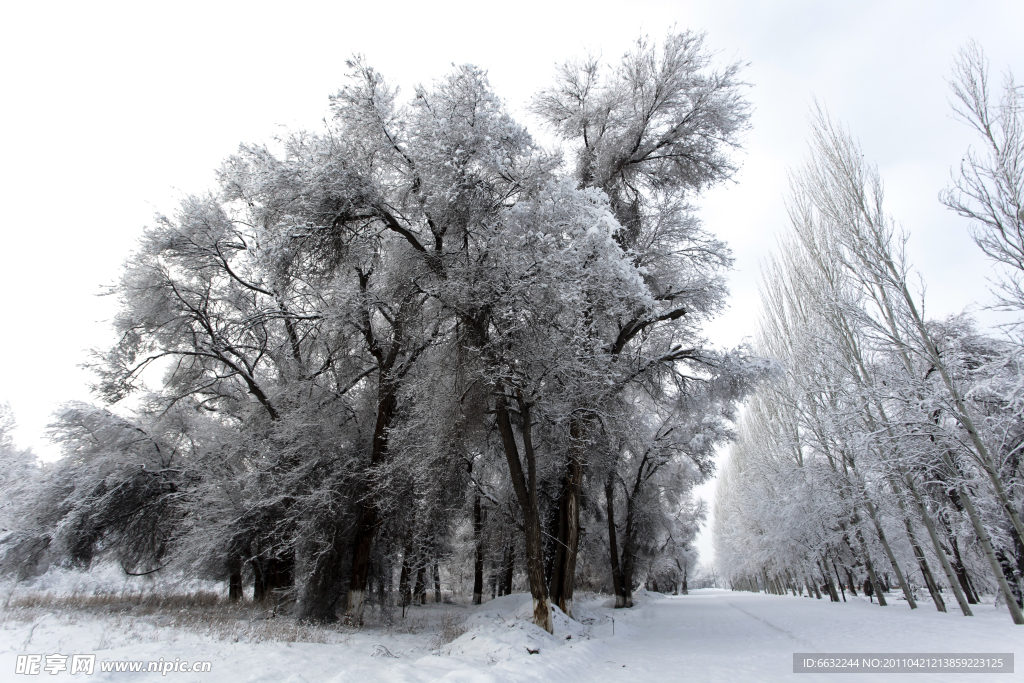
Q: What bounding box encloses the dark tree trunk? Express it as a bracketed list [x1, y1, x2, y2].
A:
[399, 535, 414, 615]
[268, 555, 294, 593]
[414, 564, 426, 605]
[297, 528, 350, 622]
[252, 558, 265, 602]
[832, 561, 847, 602]
[473, 495, 484, 605]
[495, 393, 552, 632]
[900, 472, 973, 615]
[605, 470, 626, 608]
[251, 552, 294, 603]
[347, 378, 398, 624]
[905, 516, 945, 612]
[844, 566, 858, 596]
[620, 494, 638, 607]
[544, 496, 561, 598]
[433, 559, 441, 604]
[996, 548, 1024, 608]
[819, 561, 838, 602]
[946, 535, 979, 604]
[500, 542, 515, 596]
[808, 572, 822, 600]
[550, 419, 585, 618]
[855, 530, 887, 607]
[229, 571, 243, 601]
[558, 439, 584, 617]
[228, 556, 242, 602]
[548, 491, 565, 606]
[619, 450, 656, 608]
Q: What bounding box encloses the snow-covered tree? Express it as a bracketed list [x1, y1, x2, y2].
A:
[14, 32, 754, 634]
[942, 41, 1024, 318]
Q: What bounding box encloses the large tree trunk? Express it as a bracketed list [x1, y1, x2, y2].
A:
[269, 554, 294, 594]
[495, 393, 553, 633]
[346, 378, 398, 624]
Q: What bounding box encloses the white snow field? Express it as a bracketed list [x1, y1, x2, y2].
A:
[1, 585, 1021, 682]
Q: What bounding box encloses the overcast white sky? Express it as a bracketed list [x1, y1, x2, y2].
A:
[1, 0, 1022, 564]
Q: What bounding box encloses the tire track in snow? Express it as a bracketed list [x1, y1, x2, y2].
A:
[728, 602, 820, 651]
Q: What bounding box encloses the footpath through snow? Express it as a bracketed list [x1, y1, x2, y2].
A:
[1, 588, 1021, 682]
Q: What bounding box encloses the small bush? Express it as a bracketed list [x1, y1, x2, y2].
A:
[431, 610, 467, 648]
[1, 590, 348, 644]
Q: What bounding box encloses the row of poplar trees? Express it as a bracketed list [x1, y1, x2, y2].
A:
[715, 44, 1024, 624]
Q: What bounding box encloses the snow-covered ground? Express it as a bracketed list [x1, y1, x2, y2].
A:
[1, 583, 1021, 682]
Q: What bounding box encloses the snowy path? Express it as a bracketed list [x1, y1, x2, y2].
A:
[2, 589, 1021, 682]
[567, 590, 1022, 682]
